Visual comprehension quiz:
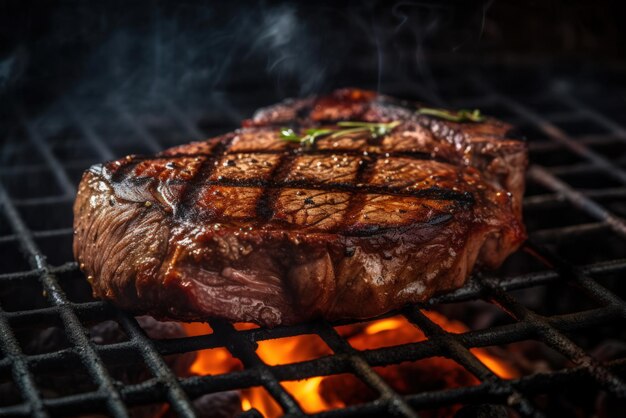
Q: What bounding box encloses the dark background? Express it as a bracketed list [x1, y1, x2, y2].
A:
[1, 0, 624, 119]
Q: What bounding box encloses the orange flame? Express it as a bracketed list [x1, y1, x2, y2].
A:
[183, 311, 517, 417]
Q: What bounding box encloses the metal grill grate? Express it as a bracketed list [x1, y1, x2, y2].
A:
[1, 63, 626, 417]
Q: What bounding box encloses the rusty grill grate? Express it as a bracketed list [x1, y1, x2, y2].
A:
[1, 64, 626, 417]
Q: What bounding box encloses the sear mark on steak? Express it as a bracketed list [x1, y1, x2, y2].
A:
[73, 88, 527, 327]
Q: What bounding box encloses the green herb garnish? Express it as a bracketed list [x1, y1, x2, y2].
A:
[280, 127, 334, 147]
[417, 107, 485, 122]
[280, 121, 401, 147]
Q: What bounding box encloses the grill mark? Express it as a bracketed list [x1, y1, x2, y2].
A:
[340, 152, 377, 231]
[174, 133, 237, 220]
[120, 176, 473, 204]
[255, 151, 300, 224]
[119, 148, 453, 165]
[104, 136, 228, 184]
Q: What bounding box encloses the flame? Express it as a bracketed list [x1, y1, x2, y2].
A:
[424, 311, 517, 380]
[241, 398, 252, 411]
[471, 348, 517, 380]
[183, 311, 517, 417]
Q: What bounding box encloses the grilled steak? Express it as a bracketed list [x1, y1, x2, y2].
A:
[73, 89, 526, 327]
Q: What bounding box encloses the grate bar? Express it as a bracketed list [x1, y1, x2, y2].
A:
[539, 111, 584, 124]
[0, 158, 97, 175]
[63, 99, 116, 161]
[545, 162, 599, 176]
[48, 261, 81, 274]
[17, 114, 76, 196]
[0, 310, 48, 418]
[0, 228, 73, 244]
[6, 301, 113, 329]
[0, 269, 42, 282]
[473, 75, 626, 185]
[42, 391, 109, 415]
[208, 318, 306, 416]
[108, 97, 163, 153]
[11, 195, 75, 207]
[527, 133, 619, 152]
[0, 404, 31, 417]
[523, 187, 626, 209]
[26, 348, 76, 371]
[529, 221, 608, 240]
[528, 165, 626, 238]
[174, 369, 261, 401]
[553, 87, 626, 141]
[315, 323, 420, 418]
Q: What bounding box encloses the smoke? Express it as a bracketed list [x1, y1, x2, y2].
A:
[0, 55, 16, 90]
[253, 5, 327, 95]
[0, 0, 497, 136]
[0, 47, 27, 93]
[63, 2, 337, 110]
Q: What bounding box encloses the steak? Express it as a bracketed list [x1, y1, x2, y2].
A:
[73, 88, 527, 327]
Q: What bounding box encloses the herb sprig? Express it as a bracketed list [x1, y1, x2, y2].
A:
[417, 107, 485, 122]
[280, 121, 401, 147]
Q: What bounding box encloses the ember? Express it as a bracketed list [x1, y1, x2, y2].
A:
[183, 311, 517, 417]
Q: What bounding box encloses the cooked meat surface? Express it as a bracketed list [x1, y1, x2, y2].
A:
[73, 89, 526, 327]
